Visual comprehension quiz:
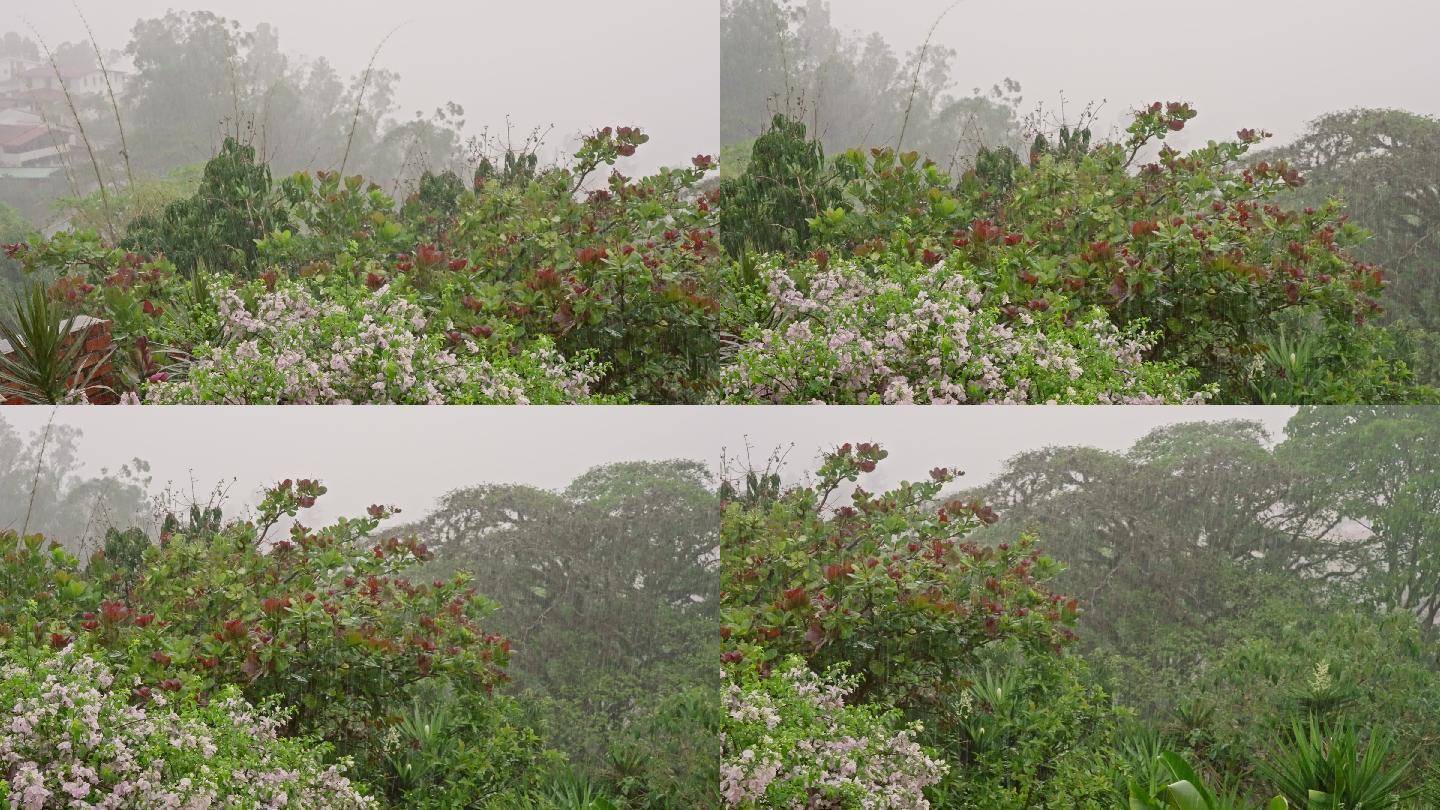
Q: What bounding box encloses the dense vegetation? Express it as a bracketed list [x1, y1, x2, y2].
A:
[3, 130, 722, 404]
[0, 434, 719, 807]
[1255, 109, 1440, 385]
[719, 107, 1435, 404]
[1, 10, 728, 405]
[717, 0, 1438, 405]
[10, 101, 1433, 405]
[720, 408, 1440, 808]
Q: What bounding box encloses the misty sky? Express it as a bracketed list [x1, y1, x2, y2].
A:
[825, 0, 1440, 147]
[0, 406, 1294, 528]
[17, 0, 719, 175]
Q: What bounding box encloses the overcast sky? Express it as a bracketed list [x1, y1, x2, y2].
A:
[0, 406, 1294, 527]
[825, 0, 1440, 147]
[17, 0, 719, 175]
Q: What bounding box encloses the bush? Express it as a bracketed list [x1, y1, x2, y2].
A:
[720, 656, 947, 809]
[1159, 603, 1440, 796]
[923, 648, 1124, 809]
[722, 252, 1205, 403]
[384, 686, 557, 808]
[604, 687, 722, 809]
[719, 115, 839, 256]
[0, 645, 374, 807]
[142, 278, 605, 404]
[719, 105, 1433, 404]
[124, 137, 287, 277]
[12, 127, 724, 404]
[0, 482, 529, 801]
[1259, 721, 1414, 809]
[721, 442, 1077, 722]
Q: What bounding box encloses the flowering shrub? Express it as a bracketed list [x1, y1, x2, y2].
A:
[720, 656, 947, 809]
[0, 482, 515, 799]
[0, 646, 373, 808]
[723, 253, 1205, 403]
[721, 103, 1434, 404]
[720, 444, 1103, 806]
[8, 127, 722, 404]
[143, 280, 603, 404]
[721, 443, 1078, 717]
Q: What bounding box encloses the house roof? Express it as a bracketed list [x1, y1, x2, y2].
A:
[0, 108, 43, 126]
[10, 88, 67, 102]
[16, 65, 122, 81]
[0, 125, 52, 149]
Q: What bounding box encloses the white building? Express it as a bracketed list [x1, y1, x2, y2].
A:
[0, 56, 43, 85]
[0, 65, 130, 98]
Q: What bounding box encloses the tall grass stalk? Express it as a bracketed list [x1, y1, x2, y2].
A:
[25, 21, 117, 242]
[896, 1, 961, 153]
[340, 23, 406, 176]
[21, 409, 57, 537]
[37, 106, 82, 204]
[73, 1, 134, 191]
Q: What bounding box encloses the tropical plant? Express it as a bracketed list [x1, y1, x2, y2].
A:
[12, 127, 724, 404]
[718, 100, 1434, 404]
[1129, 752, 1286, 810]
[1259, 721, 1415, 809]
[0, 283, 102, 404]
[720, 114, 839, 256]
[0, 481, 529, 801]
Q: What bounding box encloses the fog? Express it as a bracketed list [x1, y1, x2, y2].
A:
[19, 0, 718, 174]
[1, 1, 718, 230]
[724, 0, 1440, 156]
[824, 0, 1440, 147]
[0, 405, 1294, 534]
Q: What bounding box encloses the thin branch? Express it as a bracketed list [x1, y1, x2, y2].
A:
[26, 20, 117, 243]
[22, 408, 59, 537]
[73, 1, 134, 191]
[897, 1, 961, 153]
[340, 23, 407, 176]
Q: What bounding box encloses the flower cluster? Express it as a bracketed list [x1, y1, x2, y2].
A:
[144, 281, 603, 404]
[721, 657, 947, 809]
[0, 647, 374, 808]
[723, 255, 1207, 404]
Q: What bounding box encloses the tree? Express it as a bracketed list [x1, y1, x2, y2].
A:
[0, 415, 151, 554]
[123, 137, 285, 275]
[391, 460, 718, 764]
[1261, 110, 1440, 340]
[720, 0, 1023, 166]
[121, 12, 464, 189]
[1280, 406, 1440, 632]
[0, 31, 40, 60]
[720, 114, 838, 256]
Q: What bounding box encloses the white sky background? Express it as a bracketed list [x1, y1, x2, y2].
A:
[18, 0, 720, 175]
[824, 0, 1440, 147]
[0, 406, 1294, 529]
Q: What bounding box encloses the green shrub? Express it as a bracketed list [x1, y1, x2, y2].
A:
[0, 645, 375, 807]
[0, 482, 537, 802]
[720, 656, 947, 808]
[124, 138, 288, 277]
[720, 115, 839, 257]
[1259, 721, 1414, 809]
